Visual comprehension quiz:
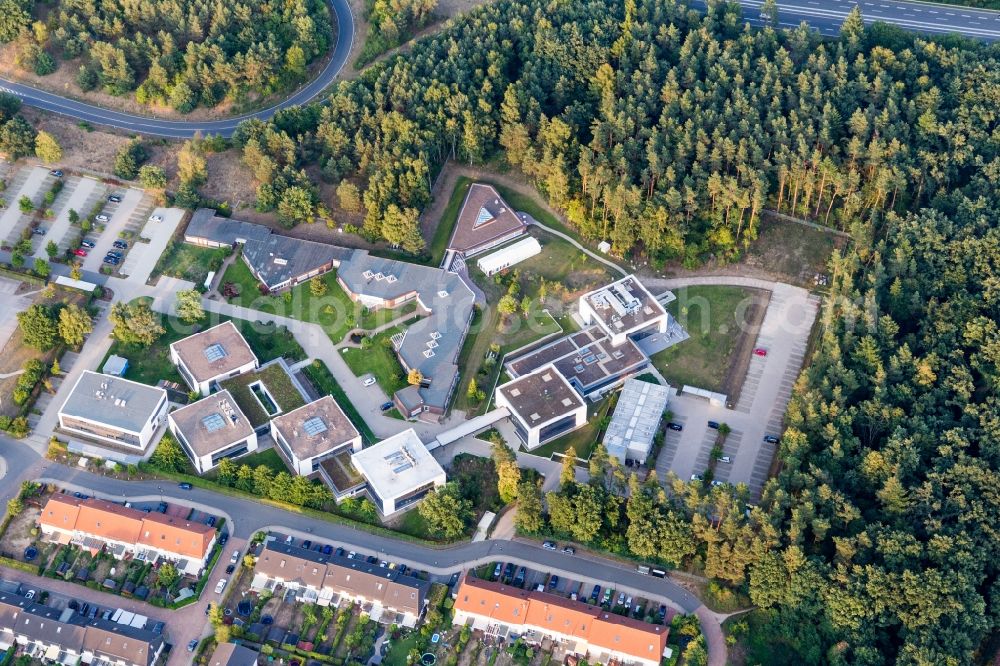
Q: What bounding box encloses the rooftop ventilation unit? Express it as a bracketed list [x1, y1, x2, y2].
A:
[273, 258, 287, 266]
[423, 349, 435, 358]
[363, 270, 374, 279]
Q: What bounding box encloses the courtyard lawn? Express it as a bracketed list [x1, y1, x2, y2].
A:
[650, 285, 754, 392]
[340, 325, 409, 396]
[301, 359, 377, 445]
[525, 394, 615, 461]
[152, 242, 229, 286]
[218, 362, 307, 428]
[220, 261, 419, 345]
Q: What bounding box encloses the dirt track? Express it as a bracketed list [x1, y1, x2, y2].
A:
[720, 288, 770, 406]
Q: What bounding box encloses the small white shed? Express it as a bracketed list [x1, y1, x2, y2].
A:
[476, 237, 542, 276]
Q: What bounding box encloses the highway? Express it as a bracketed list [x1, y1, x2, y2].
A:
[0, 0, 998, 137]
[0, 0, 355, 138]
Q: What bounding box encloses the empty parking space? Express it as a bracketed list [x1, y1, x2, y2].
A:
[119, 207, 184, 283]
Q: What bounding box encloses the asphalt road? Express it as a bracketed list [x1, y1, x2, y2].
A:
[0, 0, 999, 138]
[0, 0, 355, 138]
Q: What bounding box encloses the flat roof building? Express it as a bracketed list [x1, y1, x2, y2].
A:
[494, 366, 586, 450]
[168, 390, 258, 474]
[505, 326, 648, 398]
[476, 236, 542, 276]
[579, 275, 668, 346]
[39, 494, 216, 576]
[270, 396, 362, 476]
[453, 576, 669, 666]
[350, 429, 446, 516]
[57, 371, 168, 452]
[447, 184, 528, 256]
[170, 321, 259, 396]
[603, 378, 670, 465]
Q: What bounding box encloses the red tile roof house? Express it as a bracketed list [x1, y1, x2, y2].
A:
[38, 494, 217, 577]
[453, 576, 669, 666]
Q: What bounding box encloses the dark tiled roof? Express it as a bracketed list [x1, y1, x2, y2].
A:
[185, 209, 271, 246]
[242, 235, 354, 289]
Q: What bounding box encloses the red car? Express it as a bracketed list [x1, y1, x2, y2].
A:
[753, 348, 767, 357]
[72, 248, 88, 257]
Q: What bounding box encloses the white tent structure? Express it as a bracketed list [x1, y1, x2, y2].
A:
[476, 237, 542, 276]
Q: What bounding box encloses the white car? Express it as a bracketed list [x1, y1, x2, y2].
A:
[149, 215, 163, 223]
[214, 578, 228, 594]
[230, 549, 240, 565]
[96, 214, 110, 222]
[717, 456, 732, 464]
[362, 374, 376, 387]
[24, 590, 35, 600]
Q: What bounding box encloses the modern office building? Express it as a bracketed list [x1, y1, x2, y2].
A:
[167, 390, 258, 474]
[494, 366, 587, 450]
[269, 396, 362, 475]
[169, 321, 259, 396]
[350, 429, 446, 516]
[578, 275, 669, 346]
[602, 378, 671, 465]
[57, 371, 168, 452]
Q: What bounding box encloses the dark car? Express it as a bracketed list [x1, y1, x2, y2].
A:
[512, 567, 526, 587]
[112, 240, 128, 249]
[667, 422, 683, 431]
[503, 563, 515, 582]
[88, 605, 98, 619]
[205, 603, 212, 615]
[322, 544, 333, 555]
[763, 434, 780, 444]
[562, 546, 575, 555]
[380, 401, 394, 411]
[658, 604, 667, 620]
[108, 195, 122, 203]
[103, 256, 119, 265]
[335, 547, 345, 557]
[225, 564, 235, 575]
[707, 421, 720, 429]
[106, 251, 123, 259]
[80, 603, 90, 616]
[219, 533, 229, 546]
[366, 555, 378, 564]
[151, 621, 165, 635]
[156, 502, 168, 512]
[68, 600, 79, 610]
[179, 482, 193, 490]
[590, 585, 601, 602]
[187, 639, 198, 652]
[548, 575, 559, 589]
[206, 516, 216, 527]
[32, 227, 47, 235]
[101, 609, 112, 620]
[49, 170, 63, 177]
[73, 492, 88, 499]
[80, 239, 95, 248]
[302, 540, 312, 550]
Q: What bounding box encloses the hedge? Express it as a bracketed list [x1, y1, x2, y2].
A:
[0, 265, 45, 285]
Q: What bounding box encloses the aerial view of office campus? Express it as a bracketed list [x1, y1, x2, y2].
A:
[0, 0, 998, 665]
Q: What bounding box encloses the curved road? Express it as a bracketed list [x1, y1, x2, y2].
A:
[0, 0, 998, 137]
[0, 0, 355, 138]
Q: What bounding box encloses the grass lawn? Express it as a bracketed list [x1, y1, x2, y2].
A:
[382, 630, 421, 666]
[392, 509, 437, 541]
[650, 285, 754, 392]
[526, 394, 615, 461]
[220, 261, 418, 345]
[102, 313, 305, 390]
[340, 325, 408, 396]
[219, 363, 307, 428]
[493, 182, 579, 240]
[301, 360, 376, 445]
[205, 448, 287, 479]
[152, 242, 229, 286]
[428, 176, 472, 266]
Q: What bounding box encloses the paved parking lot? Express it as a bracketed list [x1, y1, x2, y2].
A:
[32, 176, 104, 259]
[0, 166, 51, 244]
[119, 208, 184, 283]
[655, 282, 820, 498]
[0, 276, 36, 352]
[82, 188, 148, 273]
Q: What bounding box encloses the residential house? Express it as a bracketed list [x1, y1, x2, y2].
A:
[57, 371, 168, 452]
[167, 390, 258, 474]
[269, 396, 362, 476]
[169, 321, 259, 396]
